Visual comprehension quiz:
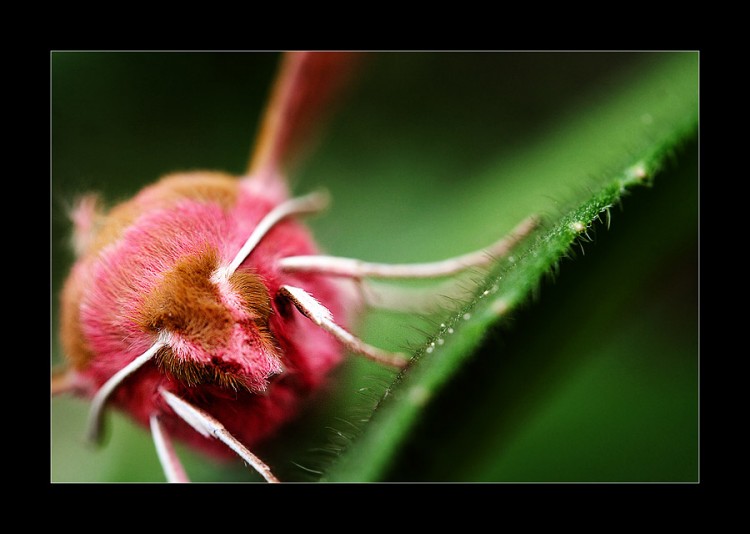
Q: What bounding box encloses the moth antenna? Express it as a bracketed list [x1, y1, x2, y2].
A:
[86, 339, 167, 444]
[160, 389, 279, 483]
[247, 51, 360, 183]
[150, 414, 190, 483]
[214, 190, 330, 281]
[278, 285, 408, 368]
[278, 215, 540, 279]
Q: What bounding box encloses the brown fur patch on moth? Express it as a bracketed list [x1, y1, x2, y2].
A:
[138, 248, 279, 391]
[88, 172, 240, 257]
[229, 269, 279, 356]
[137, 248, 232, 348]
[230, 270, 274, 322]
[154, 344, 256, 392]
[137, 247, 278, 352]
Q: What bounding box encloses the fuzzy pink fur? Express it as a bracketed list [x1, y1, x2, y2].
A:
[66, 174, 347, 458]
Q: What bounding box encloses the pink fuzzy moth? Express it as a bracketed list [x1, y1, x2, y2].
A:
[51, 52, 537, 482]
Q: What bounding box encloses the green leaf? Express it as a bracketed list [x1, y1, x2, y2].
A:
[324, 55, 698, 481]
[51, 52, 698, 482]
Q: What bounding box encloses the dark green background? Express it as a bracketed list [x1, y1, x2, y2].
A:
[51, 52, 698, 482]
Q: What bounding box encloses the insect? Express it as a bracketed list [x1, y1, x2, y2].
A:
[51, 52, 537, 482]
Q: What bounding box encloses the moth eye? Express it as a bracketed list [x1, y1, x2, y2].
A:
[274, 290, 293, 319]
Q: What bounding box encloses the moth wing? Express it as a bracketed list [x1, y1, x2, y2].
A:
[245, 51, 361, 190]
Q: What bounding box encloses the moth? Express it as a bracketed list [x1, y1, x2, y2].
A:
[51, 52, 537, 482]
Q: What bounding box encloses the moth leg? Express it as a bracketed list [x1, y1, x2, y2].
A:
[279, 215, 538, 314]
[214, 190, 330, 281]
[278, 285, 409, 368]
[86, 339, 166, 444]
[150, 414, 190, 483]
[278, 215, 539, 279]
[160, 389, 279, 483]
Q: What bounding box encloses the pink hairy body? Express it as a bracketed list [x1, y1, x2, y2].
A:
[53, 53, 539, 482]
[59, 172, 349, 459]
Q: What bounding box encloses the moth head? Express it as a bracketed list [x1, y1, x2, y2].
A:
[137, 247, 283, 392]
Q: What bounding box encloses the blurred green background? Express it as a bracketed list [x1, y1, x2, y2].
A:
[51, 52, 698, 482]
